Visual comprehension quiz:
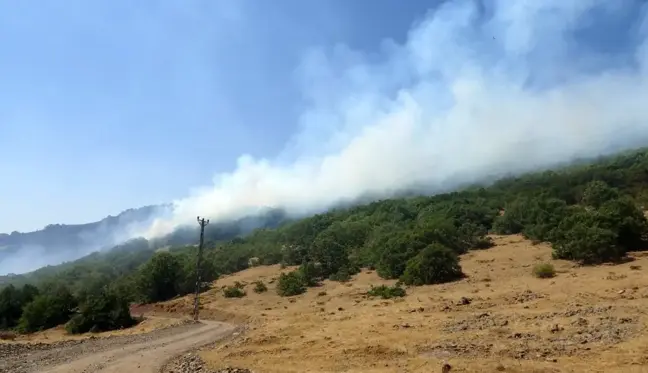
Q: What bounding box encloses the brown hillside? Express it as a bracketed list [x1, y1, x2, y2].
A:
[157, 235, 648, 372]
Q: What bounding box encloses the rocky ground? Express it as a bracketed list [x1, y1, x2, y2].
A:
[0, 319, 235, 373]
[164, 353, 252, 373]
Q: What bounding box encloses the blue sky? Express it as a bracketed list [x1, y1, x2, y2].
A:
[2, 0, 648, 236]
[0, 0, 437, 232]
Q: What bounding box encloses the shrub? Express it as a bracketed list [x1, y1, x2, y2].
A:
[472, 236, 495, 250]
[276, 271, 306, 297]
[0, 284, 40, 330]
[552, 214, 623, 264]
[366, 284, 406, 299]
[400, 244, 464, 286]
[298, 262, 322, 287]
[581, 180, 619, 208]
[532, 263, 556, 278]
[17, 285, 76, 333]
[136, 252, 183, 303]
[328, 267, 352, 282]
[65, 290, 136, 334]
[253, 281, 268, 293]
[223, 286, 246, 298]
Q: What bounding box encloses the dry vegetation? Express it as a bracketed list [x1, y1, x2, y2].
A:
[146, 235, 648, 373]
[0, 316, 183, 344]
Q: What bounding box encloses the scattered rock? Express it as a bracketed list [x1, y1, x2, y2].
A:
[2, 320, 204, 373]
[443, 312, 511, 332]
[216, 367, 253, 373]
[419, 341, 492, 358]
[457, 297, 472, 305]
[167, 353, 253, 373]
[549, 324, 564, 333]
[506, 290, 544, 304]
[607, 273, 627, 281]
[572, 317, 588, 327]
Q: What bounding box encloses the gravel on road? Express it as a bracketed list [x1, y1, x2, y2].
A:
[0, 319, 236, 373]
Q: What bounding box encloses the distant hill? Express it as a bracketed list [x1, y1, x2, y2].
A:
[0, 205, 167, 275]
[0, 207, 291, 290]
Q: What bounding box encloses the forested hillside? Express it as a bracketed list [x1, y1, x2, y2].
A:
[3, 148, 648, 336]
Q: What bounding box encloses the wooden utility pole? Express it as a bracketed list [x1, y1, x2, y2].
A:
[193, 216, 210, 321]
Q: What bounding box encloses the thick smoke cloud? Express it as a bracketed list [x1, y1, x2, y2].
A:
[143, 0, 648, 238]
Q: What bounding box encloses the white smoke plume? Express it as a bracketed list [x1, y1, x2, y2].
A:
[144, 0, 648, 238]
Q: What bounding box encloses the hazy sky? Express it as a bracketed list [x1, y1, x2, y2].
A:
[2, 0, 648, 235]
[0, 0, 436, 232]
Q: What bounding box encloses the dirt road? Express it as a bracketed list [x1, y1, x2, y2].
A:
[0, 319, 238, 373]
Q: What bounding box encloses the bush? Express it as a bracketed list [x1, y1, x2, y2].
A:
[532, 263, 556, 278]
[65, 290, 136, 334]
[253, 281, 268, 293]
[298, 262, 322, 287]
[551, 208, 624, 264]
[328, 267, 352, 282]
[366, 284, 406, 299]
[276, 271, 306, 297]
[17, 285, 76, 333]
[472, 236, 495, 250]
[223, 286, 246, 298]
[581, 181, 619, 208]
[0, 284, 40, 330]
[136, 252, 183, 303]
[400, 244, 464, 286]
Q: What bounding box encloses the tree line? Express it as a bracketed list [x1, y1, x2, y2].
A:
[4, 147, 648, 334]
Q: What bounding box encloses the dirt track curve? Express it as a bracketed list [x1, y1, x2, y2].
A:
[0, 319, 238, 373]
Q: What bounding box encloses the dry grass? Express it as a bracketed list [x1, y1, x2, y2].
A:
[1, 316, 182, 344]
[176, 235, 648, 373]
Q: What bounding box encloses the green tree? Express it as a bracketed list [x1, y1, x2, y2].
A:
[136, 252, 183, 303]
[0, 285, 24, 329]
[176, 250, 218, 296]
[551, 207, 623, 264]
[374, 229, 431, 279]
[598, 196, 648, 250]
[18, 285, 76, 333]
[276, 271, 306, 297]
[400, 244, 463, 285]
[298, 262, 322, 287]
[309, 221, 369, 276]
[65, 288, 136, 334]
[19, 284, 39, 304]
[581, 180, 619, 208]
[553, 224, 620, 264]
